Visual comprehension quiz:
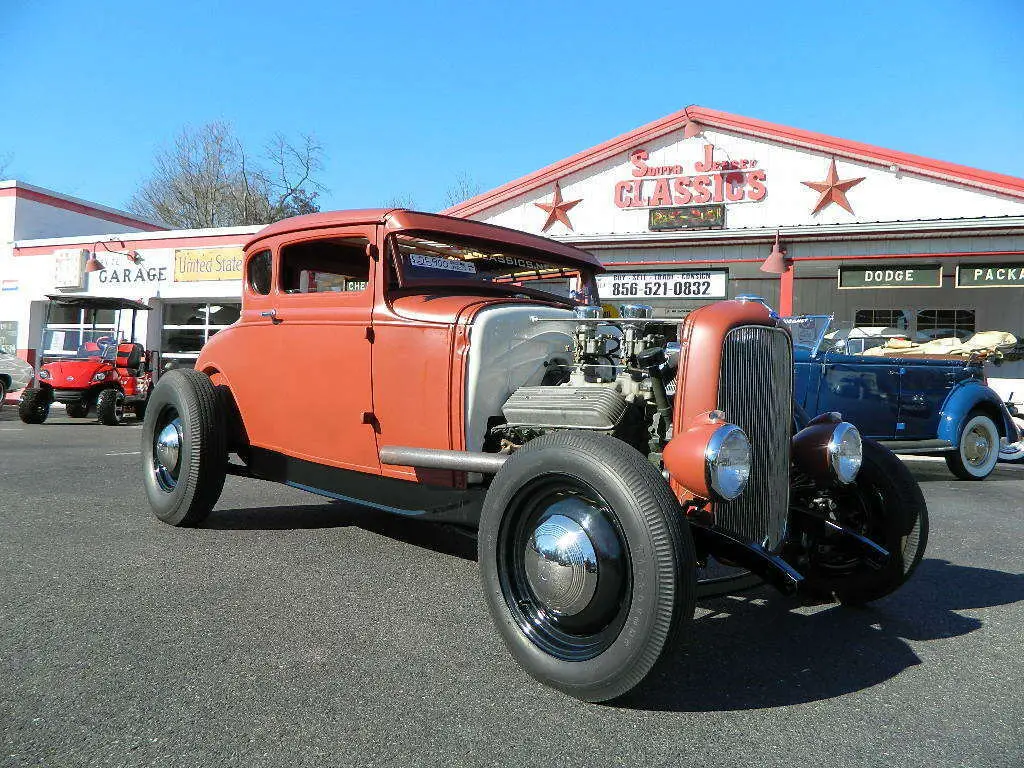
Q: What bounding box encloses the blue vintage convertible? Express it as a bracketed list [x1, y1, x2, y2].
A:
[785, 316, 1021, 480]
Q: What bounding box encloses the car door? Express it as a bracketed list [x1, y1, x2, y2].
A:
[818, 350, 901, 439]
[897, 360, 965, 439]
[270, 228, 379, 473]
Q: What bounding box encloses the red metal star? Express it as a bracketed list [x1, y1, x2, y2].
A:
[535, 181, 582, 232]
[801, 158, 865, 214]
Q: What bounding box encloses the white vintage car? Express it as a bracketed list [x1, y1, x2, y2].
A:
[0, 350, 33, 408]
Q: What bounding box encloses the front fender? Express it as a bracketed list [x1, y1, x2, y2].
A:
[938, 380, 1021, 445]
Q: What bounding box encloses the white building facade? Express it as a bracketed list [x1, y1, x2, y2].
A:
[0, 180, 258, 378]
[445, 106, 1024, 402]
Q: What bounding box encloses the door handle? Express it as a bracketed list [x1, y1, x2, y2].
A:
[260, 309, 283, 324]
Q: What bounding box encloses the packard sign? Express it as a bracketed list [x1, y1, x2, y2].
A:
[174, 247, 244, 282]
[597, 270, 728, 300]
[956, 263, 1024, 288]
[838, 264, 942, 289]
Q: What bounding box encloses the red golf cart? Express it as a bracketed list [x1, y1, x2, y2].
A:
[19, 295, 153, 425]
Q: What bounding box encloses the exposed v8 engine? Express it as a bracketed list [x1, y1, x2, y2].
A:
[491, 304, 678, 457]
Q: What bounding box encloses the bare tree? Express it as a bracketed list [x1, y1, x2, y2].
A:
[383, 193, 417, 209]
[129, 122, 326, 228]
[0, 152, 12, 178]
[444, 172, 482, 208]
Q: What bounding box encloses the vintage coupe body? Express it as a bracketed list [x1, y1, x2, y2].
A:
[141, 210, 928, 702]
[19, 296, 152, 426]
[788, 315, 1021, 480]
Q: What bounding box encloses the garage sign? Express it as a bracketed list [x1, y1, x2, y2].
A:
[597, 270, 727, 299]
[838, 264, 942, 289]
[956, 263, 1024, 288]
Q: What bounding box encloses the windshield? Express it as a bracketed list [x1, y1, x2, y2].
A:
[42, 328, 124, 361]
[781, 315, 832, 355]
[391, 233, 598, 305]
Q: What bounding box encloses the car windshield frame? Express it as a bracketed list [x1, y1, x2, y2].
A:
[781, 314, 833, 357]
[388, 232, 599, 307]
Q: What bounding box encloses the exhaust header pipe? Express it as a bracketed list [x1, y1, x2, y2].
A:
[379, 446, 508, 474]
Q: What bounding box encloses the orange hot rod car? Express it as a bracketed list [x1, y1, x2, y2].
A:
[141, 210, 928, 702]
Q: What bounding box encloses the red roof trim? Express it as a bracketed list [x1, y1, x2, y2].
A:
[13, 232, 248, 257]
[1, 186, 166, 231]
[443, 106, 1024, 217]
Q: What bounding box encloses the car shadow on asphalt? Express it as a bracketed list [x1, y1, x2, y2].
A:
[200, 503, 1024, 712]
[617, 558, 1024, 712]
[204, 501, 478, 560]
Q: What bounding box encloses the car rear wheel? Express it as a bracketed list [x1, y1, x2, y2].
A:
[0, 380, 7, 411]
[796, 439, 929, 605]
[945, 411, 1000, 480]
[478, 431, 696, 702]
[66, 401, 90, 418]
[18, 389, 50, 424]
[96, 389, 125, 425]
[141, 369, 227, 526]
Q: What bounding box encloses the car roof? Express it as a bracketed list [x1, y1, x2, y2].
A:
[245, 209, 604, 272]
[46, 295, 151, 311]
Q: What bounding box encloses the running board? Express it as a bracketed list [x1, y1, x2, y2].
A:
[878, 438, 953, 454]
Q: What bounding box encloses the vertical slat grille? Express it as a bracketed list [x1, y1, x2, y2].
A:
[714, 325, 792, 550]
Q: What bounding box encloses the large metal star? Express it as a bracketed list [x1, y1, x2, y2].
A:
[535, 181, 582, 232]
[801, 158, 865, 214]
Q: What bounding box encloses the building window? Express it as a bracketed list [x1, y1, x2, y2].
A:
[854, 309, 909, 330]
[916, 308, 976, 339]
[160, 302, 241, 369]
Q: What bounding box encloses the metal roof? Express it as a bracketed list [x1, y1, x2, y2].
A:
[46, 294, 151, 311]
[245, 209, 605, 271]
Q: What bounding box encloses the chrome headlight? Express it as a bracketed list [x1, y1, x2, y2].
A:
[705, 424, 751, 501]
[92, 371, 108, 382]
[37, 369, 51, 380]
[828, 422, 862, 483]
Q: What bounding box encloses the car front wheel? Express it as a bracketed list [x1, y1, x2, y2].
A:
[946, 411, 1000, 480]
[18, 389, 50, 424]
[793, 439, 929, 605]
[141, 369, 226, 526]
[96, 389, 125, 426]
[478, 431, 696, 703]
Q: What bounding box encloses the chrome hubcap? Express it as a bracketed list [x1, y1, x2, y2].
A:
[524, 514, 599, 616]
[964, 426, 992, 466]
[154, 416, 183, 491]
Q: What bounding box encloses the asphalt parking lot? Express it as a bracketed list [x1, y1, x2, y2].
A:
[1, 406, 1022, 768]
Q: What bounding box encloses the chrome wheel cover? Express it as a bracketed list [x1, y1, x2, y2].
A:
[153, 409, 183, 492]
[498, 478, 631, 661]
[963, 423, 993, 467]
[524, 513, 599, 616]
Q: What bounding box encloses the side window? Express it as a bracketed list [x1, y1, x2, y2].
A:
[916, 308, 976, 337]
[854, 309, 909, 330]
[280, 237, 370, 294]
[248, 250, 273, 295]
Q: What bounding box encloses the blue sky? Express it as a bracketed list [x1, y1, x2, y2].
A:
[2, 0, 1022, 215]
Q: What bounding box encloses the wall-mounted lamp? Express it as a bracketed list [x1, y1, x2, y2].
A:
[86, 239, 139, 274]
[84, 253, 106, 272]
[759, 231, 789, 274]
